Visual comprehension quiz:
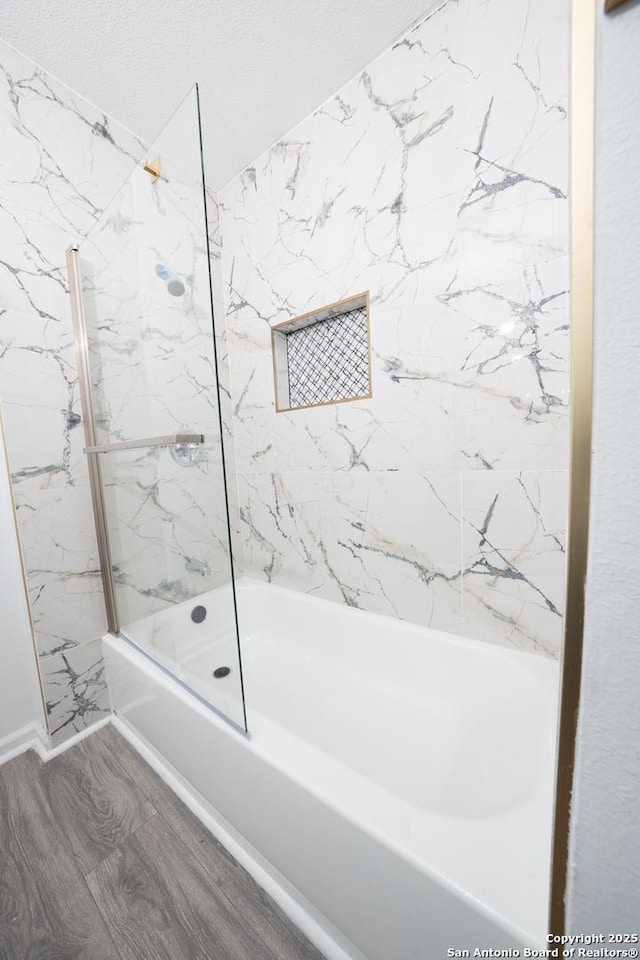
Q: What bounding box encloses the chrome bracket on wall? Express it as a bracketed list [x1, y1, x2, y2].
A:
[65, 244, 120, 635]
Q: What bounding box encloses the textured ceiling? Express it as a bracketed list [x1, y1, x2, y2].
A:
[0, 0, 436, 189]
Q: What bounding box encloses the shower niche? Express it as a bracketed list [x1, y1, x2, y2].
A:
[271, 291, 372, 411]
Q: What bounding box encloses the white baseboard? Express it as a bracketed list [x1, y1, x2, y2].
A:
[111, 713, 363, 960]
[34, 716, 111, 762]
[0, 715, 113, 768]
[0, 722, 45, 767]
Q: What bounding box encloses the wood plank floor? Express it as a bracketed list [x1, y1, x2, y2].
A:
[0, 726, 325, 960]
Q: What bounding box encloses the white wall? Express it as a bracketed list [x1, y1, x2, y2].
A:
[0, 420, 44, 744]
[566, 0, 640, 930]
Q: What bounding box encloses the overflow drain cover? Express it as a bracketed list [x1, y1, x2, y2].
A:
[191, 605, 207, 624]
[213, 666, 231, 679]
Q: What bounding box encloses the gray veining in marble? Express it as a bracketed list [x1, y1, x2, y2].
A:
[218, 0, 570, 657]
[0, 38, 145, 743]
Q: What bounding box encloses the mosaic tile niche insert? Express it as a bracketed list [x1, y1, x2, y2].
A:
[271, 292, 372, 411]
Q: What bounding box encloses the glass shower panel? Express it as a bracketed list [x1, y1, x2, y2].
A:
[78, 87, 246, 729]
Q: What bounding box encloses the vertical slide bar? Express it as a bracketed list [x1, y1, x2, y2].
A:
[66, 245, 119, 635]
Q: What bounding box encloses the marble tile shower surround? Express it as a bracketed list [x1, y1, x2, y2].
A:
[0, 38, 146, 742]
[219, 0, 570, 657]
[80, 157, 236, 628]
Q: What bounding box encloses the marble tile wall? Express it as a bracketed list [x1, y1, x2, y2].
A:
[209, 195, 244, 577]
[0, 38, 145, 743]
[218, 0, 570, 657]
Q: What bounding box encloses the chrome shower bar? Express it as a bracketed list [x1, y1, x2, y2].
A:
[84, 433, 205, 455]
[66, 243, 119, 634]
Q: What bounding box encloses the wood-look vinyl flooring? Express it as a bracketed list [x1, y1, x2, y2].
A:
[0, 724, 324, 960]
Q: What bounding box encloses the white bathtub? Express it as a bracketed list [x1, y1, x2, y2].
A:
[104, 577, 558, 960]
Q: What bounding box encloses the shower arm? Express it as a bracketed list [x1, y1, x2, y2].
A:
[84, 433, 205, 455]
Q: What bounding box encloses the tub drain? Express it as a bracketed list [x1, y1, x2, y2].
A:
[213, 666, 231, 679]
[191, 605, 207, 623]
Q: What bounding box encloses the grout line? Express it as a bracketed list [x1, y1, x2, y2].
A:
[459, 470, 464, 631]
